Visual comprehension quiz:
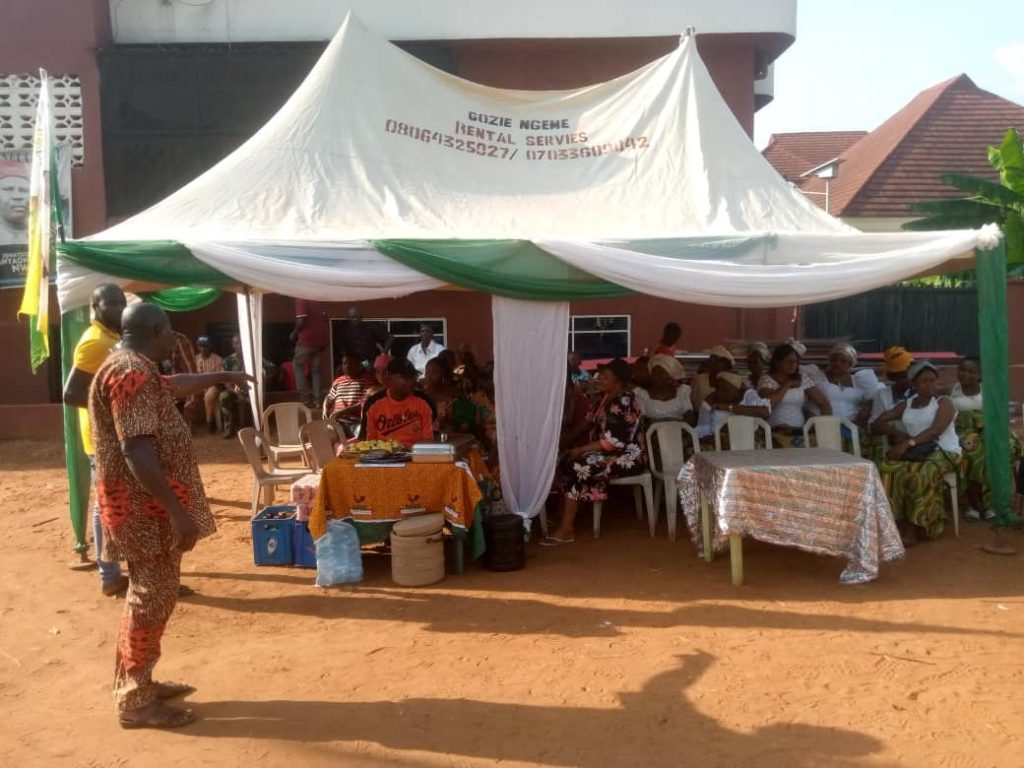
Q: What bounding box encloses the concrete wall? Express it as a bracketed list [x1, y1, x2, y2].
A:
[2, 0, 111, 238]
[452, 35, 756, 135]
[109, 0, 797, 45]
[1, 0, 111, 412]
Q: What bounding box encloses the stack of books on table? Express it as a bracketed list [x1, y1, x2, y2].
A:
[411, 442, 456, 464]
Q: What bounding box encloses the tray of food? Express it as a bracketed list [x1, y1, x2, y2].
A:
[340, 440, 406, 460]
[358, 449, 413, 464]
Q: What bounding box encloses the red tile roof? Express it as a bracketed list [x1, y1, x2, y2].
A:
[796, 75, 1024, 218]
[761, 131, 867, 182]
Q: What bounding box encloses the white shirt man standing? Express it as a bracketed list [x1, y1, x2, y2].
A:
[406, 324, 445, 377]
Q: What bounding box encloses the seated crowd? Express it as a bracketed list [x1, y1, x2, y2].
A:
[324, 327, 498, 459]
[543, 321, 1018, 548]
[188, 315, 1015, 551]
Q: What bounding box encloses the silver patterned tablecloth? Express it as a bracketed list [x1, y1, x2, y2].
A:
[677, 448, 904, 584]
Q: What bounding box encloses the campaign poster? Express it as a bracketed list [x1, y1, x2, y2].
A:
[0, 146, 73, 289]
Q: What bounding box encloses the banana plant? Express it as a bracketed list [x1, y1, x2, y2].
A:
[904, 128, 1024, 284]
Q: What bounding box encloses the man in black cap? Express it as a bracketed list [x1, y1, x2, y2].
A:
[360, 357, 435, 448]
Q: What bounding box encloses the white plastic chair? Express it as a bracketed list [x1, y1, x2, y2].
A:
[804, 415, 861, 456]
[262, 402, 313, 466]
[300, 419, 343, 472]
[593, 470, 656, 539]
[645, 421, 701, 541]
[944, 472, 960, 538]
[237, 427, 309, 517]
[714, 416, 773, 451]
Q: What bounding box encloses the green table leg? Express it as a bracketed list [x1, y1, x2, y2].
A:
[729, 534, 743, 586]
[452, 529, 465, 575]
[446, 528, 466, 573]
[701, 492, 713, 562]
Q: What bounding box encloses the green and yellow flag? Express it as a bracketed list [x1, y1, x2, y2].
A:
[18, 70, 55, 372]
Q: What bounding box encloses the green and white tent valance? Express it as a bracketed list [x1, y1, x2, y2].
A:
[59, 228, 995, 311]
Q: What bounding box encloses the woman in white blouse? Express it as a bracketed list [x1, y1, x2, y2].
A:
[875, 362, 961, 545]
[695, 371, 771, 443]
[757, 343, 832, 446]
[633, 354, 694, 424]
[818, 343, 871, 427]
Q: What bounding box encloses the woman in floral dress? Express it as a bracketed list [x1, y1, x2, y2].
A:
[543, 358, 645, 545]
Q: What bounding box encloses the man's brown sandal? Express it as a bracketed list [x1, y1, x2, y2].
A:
[118, 701, 197, 730]
[154, 681, 196, 699]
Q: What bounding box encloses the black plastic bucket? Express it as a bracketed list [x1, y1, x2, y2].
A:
[483, 513, 525, 571]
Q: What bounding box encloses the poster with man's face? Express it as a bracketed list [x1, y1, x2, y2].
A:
[0, 147, 73, 288]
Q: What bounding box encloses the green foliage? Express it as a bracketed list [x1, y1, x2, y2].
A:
[904, 128, 1024, 284]
[988, 127, 1024, 195]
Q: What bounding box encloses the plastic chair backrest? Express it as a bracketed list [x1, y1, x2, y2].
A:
[237, 427, 269, 478]
[804, 416, 842, 450]
[714, 415, 772, 451]
[301, 420, 337, 471]
[264, 403, 312, 446]
[645, 421, 700, 480]
[804, 415, 861, 456]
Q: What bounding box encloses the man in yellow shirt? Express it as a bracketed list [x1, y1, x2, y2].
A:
[63, 284, 128, 595]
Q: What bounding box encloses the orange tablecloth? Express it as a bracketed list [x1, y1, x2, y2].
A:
[310, 458, 485, 540]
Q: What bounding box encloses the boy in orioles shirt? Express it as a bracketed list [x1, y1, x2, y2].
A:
[360, 358, 435, 448]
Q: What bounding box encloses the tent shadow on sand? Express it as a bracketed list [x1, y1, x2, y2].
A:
[184, 588, 1017, 641]
[182, 651, 888, 767]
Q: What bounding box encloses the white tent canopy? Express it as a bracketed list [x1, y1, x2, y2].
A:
[59, 15, 995, 311]
[57, 14, 1001, 525]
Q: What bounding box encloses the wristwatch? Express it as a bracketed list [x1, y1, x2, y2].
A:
[908, 438, 917, 447]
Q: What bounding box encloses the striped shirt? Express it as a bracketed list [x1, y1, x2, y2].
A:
[323, 375, 373, 419]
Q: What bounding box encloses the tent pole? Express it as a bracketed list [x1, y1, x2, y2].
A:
[975, 241, 1015, 555]
[59, 308, 92, 558]
[236, 289, 264, 430]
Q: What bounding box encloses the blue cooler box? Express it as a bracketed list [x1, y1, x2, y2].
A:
[293, 519, 318, 568]
[252, 506, 297, 566]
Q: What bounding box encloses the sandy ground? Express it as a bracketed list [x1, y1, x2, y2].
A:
[0, 435, 1022, 768]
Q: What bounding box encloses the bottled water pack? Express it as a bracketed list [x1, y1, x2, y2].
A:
[315, 519, 363, 586]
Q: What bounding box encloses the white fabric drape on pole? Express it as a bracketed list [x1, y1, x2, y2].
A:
[492, 296, 568, 531]
[236, 289, 264, 429]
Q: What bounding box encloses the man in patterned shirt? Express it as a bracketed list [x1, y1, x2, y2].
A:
[90, 303, 250, 729]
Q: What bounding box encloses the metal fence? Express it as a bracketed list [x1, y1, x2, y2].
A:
[801, 285, 979, 356]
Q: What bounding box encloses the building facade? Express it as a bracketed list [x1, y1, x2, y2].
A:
[0, 0, 799, 431]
